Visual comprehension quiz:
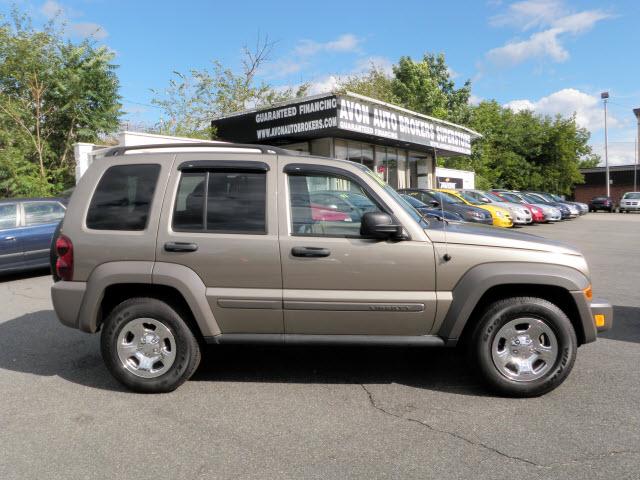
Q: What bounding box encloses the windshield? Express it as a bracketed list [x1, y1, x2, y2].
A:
[623, 192, 640, 199]
[435, 190, 465, 204]
[482, 191, 505, 202]
[548, 193, 563, 202]
[457, 191, 484, 205]
[522, 193, 547, 204]
[402, 194, 427, 208]
[502, 193, 524, 203]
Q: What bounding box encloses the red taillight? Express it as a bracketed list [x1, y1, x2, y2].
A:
[55, 235, 73, 281]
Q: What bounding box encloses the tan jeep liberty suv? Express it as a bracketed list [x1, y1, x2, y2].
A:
[51, 143, 612, 396]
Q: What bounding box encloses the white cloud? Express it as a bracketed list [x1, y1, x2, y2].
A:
[504, 88, 618, 132]
[591, 141, 637, 166]
[490, 0, 565, 30]
[352, 56, 394, 75]
[486, 1, 612, 66]
[70, 22, 108, 40]
[306, 75, 341, 95]
[39, 1, 108, 40]
[40, 0, 63, 19]
[468, 94, 484, 106]
[295, 34, 362, 56]
[487, 28, 568, 65]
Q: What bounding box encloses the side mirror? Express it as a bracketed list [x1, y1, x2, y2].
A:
[360, 212, 403, 239]
[428, 200, 440, 208]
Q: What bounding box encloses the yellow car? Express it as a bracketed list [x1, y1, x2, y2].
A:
[437, 189, 513, 228]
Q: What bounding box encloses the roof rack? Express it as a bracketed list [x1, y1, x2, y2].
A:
[103, 142, 291, 157]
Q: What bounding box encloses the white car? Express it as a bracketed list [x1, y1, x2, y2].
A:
[461, 190, 532, 225]
[619, 192, 640, 212]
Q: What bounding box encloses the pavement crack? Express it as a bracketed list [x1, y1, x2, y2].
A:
[360, 383, 543, 468]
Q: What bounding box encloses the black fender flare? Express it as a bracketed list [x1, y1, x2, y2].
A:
[437, 262, 592, 343]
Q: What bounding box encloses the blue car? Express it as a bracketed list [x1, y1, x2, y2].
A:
[0, 198, 66, 275]
[401, 194, 464, 222]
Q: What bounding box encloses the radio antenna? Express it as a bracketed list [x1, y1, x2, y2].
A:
[435, 147, 451, 262]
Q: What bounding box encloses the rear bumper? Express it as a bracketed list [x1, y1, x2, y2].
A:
[51, 281, 86, 330]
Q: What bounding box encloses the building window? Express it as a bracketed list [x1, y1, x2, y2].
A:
[334, 139, 348, 160]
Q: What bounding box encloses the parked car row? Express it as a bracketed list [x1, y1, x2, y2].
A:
[399, 188, 588, 228]
[588, 192, 640, 213]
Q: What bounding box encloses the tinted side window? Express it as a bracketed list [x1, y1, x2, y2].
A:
[0, 204, 17, 230]
[288, 173, 382, 237]
[24, 202, 65, 226]
[172, 170, 266, 234]
[86, 164, 160, 231]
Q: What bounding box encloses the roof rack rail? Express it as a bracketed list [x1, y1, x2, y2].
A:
[103, 142, 290, 157]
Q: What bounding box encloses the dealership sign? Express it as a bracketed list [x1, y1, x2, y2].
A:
[212, 94, 475, 155]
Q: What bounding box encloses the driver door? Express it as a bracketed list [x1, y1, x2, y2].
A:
[278, 161, 437, 336]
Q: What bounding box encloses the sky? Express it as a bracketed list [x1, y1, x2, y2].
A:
[3, 0, 640, 165]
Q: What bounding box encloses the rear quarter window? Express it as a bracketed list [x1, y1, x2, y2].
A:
[86, 164, 160, 231]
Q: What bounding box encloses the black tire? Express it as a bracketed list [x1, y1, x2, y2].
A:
[471, 296, 577, 397]
[101, 297, 201, 393]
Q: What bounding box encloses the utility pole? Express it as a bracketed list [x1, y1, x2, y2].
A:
[633, 108, 640, 192]
[601, 92, 610, 197]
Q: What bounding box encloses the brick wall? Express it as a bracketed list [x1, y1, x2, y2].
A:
[574, 184, 633, 205]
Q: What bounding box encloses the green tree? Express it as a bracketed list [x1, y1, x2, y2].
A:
[446, 101, 600, 194]
[340, 63, 399, 104]
[151, 37, 309, 139]
[340, 53, 472, 125]
[0, 9, 121, 197]
[391, 53, 472, 124]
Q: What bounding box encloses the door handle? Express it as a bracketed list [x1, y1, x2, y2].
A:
[3, 236, 15, 241]
[164, 242, 199, 252]
[291, 246, 331, 258]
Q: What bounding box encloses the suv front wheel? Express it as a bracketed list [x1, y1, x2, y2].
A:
[101, 297, 201, 393]
[471, 297, 577, 397]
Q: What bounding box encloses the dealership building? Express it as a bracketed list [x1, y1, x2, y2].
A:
[574, 164, 639, 203]
[211, 92, 481, 190]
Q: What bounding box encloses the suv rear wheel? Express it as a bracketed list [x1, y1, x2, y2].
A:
[471, 296, 577, 397]
[101, 297, 201, 393]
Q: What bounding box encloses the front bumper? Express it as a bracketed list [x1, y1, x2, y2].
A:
[620, 203, 640, 211]
[512, 212, 532, 224]
[591, 298, 613, 333]
[493, 216, 513, 228]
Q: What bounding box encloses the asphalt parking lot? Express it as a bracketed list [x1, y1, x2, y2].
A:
[1, 213, 639, 479]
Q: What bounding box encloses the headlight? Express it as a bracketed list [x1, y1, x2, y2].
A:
[466, 210, 484, 219]
[495, 211, 505, 218]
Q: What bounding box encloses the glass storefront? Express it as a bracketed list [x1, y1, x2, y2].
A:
[333, 139, 432, 189]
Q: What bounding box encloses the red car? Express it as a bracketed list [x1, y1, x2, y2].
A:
[311, 204, 351, 222]
[492, 191, 546, 223]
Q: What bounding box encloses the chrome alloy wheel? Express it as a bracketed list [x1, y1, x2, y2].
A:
[116, 318, 176, 378]
[491, 318, 558, 382]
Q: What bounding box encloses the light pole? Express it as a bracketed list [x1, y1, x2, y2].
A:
[601, 92, 610, 197]
[633, 108, 640, 192]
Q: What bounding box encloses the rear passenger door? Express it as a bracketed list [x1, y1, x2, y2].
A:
[20, 201, 66, 266]
[0, 203, 22, 271]
[156, 153, 282, 335]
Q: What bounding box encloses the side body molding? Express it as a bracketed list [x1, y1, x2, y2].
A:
[437, 262, 592, 344]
